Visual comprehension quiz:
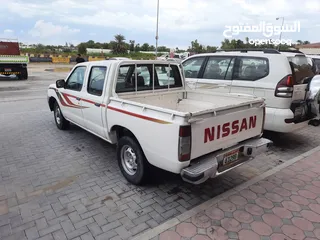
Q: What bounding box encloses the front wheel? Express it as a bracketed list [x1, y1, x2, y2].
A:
[117, 136, 149, 185]
[54, 102, 69, 130]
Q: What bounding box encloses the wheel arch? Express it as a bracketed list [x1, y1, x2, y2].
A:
[48, 96, 57, 111]
[110, 125, 139, 143]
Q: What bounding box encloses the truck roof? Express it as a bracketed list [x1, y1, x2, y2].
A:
[76, 59, 182, 67]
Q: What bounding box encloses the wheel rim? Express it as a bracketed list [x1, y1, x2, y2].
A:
[55, 106, 61, 125]
[120, 145, 138, 176]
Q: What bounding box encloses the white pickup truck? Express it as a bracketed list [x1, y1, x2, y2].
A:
[47, 60, 272, 185]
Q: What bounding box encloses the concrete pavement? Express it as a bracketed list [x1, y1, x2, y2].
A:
[134, 146, 320, 240]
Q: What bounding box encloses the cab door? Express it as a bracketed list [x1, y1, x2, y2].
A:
[80, 66, 107, 137]
[58, 66, 87, 126]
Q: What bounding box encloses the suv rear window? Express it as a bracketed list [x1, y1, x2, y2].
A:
[287, 55, 315, 83]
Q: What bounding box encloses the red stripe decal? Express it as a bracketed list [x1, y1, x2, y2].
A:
[61, 93, 79, 107]
[107, 106, 171, 124]
[62, 93, 105, 108]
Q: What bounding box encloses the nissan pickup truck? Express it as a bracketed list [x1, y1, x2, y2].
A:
[47, 59, 272, 185]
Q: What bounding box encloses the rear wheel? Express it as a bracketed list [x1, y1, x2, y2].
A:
[18, 68, 28, 80]
[117, 136, 149, 185]
[54, 102, 69, 130]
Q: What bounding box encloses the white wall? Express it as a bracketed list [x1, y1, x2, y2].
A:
[299, 48, 320, 55]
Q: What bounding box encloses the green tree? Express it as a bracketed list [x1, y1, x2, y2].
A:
[77, 43, 87, 54]
[206, 45, 217, 52]
[157, 46, 169, 52]
[134, 43, 141, 52]
[188, 39, 207, 53]
[141, 43, 150, 51]
[149, 45, 155, 51]
[129, 40, 135, 52]
[111, 34, 128, 54]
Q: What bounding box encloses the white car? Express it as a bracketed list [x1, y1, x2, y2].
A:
[181, 49, 315, 133]
[47, 59, 271, 185]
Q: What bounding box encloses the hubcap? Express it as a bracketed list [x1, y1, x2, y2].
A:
[55, 106, 61, 125]
[121, 145, 137, 175]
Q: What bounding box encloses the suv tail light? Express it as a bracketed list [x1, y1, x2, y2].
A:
[275, 75, 294, 98]
[178, 125, 191, 161]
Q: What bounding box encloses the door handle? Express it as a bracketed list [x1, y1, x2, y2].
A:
[94, 103, 101, 107]
[76, 97, 81, 101]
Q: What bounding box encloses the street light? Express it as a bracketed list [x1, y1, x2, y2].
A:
[276, 17, 284, 50]
[155, 0, 160, 58]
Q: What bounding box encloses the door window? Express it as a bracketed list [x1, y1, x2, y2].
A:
[202, 57, 234, 80]
[233, 57, 269, 81]
[87, 66, 107, 96]
[182, 57, 205, 78]
[65, 66, 86, 91]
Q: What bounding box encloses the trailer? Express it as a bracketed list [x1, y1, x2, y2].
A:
[0, 39, 29, 80]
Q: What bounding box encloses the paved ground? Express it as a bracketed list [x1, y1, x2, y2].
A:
[0, 64, 320, 240]
[141, 148, 320, 240]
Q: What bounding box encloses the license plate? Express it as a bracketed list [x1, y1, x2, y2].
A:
[4, 68, 11, 72]
[222, 149, 240, 166]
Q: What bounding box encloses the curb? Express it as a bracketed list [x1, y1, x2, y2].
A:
[131, 145, 320, 240]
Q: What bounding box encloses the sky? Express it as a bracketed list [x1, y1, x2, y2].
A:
[1, 0, 320, 49]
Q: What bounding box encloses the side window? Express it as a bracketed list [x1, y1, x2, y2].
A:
[182, 57, 205, 78]
[65, 66, 86, 91]
[87, 66, 107, 96]
[233, 57, 269, 81]
[202, 57, 234, 80]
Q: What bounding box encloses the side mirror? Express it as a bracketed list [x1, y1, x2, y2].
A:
[56, 79, 65, 88]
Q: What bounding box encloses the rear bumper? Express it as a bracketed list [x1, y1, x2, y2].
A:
[264, 106, 313, 133]
[180, 137, 272, 185]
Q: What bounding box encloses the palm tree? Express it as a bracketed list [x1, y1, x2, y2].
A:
[111, 34, 127, 54]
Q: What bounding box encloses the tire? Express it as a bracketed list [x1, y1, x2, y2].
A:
[18, 68, 28, 80]
[117, 136, 149, 185]
[54, 102, 69, 130]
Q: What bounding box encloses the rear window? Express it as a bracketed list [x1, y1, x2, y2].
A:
[288, 55, 315, 83]
[233, 57, 269, 81]
[115, 63, 183, 93]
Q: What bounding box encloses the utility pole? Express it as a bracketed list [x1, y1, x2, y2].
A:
[276, 17, 284, 50]
[155, 0, 160, 58]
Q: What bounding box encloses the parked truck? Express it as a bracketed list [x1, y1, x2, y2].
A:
[0, 39, 29, 80]
[47, 60, 272, 185]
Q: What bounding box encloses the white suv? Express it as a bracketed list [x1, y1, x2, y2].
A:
[181, 49, 315, 133]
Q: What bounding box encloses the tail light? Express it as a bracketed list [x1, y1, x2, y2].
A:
[178, 125, 191, 161]
[275, 75, 294, 98]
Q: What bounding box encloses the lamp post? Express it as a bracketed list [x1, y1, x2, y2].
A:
[276, 17, 284, 50]
[155, 0, 159, 58]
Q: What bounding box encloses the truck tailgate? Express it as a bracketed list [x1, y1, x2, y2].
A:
[190, 104, 264, 159]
